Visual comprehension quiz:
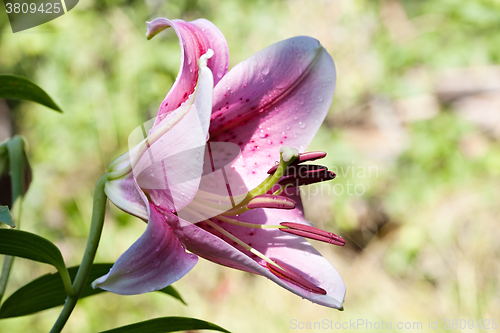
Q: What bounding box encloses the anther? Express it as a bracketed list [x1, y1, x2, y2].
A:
[284, 164, 328, 176]
[247, 195, 296, 210]
[268, 151, 327, 174]
[267, 259, 327, 295]
[279, 222, 345, 246]
[278, 169, 336, 187]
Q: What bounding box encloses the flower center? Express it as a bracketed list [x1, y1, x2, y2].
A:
[184, 146, 344, 295]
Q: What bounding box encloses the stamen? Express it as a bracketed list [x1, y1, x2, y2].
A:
[216, 215, 283, 229]
[279, 222, 345, 246]
[203, 219, 282, 269]
[267, 151, 327, 174]
[266, 258, 327, 295]
[247, 195, 296, 210]
[278, 170, 336, 187]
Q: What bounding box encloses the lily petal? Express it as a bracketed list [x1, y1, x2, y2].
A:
[92, 202, 198, 295]
[209, 36, 336, 189]
[131, 50, 215, 213]
[147, 18, 229, 127]
[104, 172, 148, 221]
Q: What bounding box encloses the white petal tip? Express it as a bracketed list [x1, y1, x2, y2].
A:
[198, 49, 214, 68]
[91, 276, 106, 290]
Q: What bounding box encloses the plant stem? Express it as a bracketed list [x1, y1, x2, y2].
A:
[50, 173, 108, 333]
[0, 256, 14, 303]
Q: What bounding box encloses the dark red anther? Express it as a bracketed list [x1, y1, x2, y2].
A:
[279, 222, 345, 246]
[266, 259, 327, 295]
[278, 169, 336, 187]
[247, 194, 296, 210]
[284, 164, 328, 176]
[267, 151, 327, 174]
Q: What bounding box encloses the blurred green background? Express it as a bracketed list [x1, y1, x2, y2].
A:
[1, 0, 500, 332]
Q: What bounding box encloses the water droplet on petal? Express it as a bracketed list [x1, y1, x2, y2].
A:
[148, 285, 155, 292]
[298, 122, 306, 129]
[261, 67, 270, 75]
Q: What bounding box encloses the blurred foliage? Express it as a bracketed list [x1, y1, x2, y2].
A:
[1, 0, 500, 332]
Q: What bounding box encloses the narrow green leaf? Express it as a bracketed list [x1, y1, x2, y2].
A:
[0, 264, 185, 319]
[0, 229, 65, 269]
[0, 229, 72, 295]
[0, 74, 62, 112]
[98, 317, 231, 333]
[0, 206, 14, 227]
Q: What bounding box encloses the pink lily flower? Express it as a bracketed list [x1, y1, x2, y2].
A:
[92, 17, 346, 309]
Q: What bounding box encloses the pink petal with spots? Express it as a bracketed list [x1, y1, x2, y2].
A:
[209, 36, 336, 189]
[92, 202, 198, 295]
[146, 18, 229, 127]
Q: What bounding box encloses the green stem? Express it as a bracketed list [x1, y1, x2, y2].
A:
[0, 136, 25, 302]
[57, 264, 75, 297]
[0, 256, 14, 302]
[50, 173, 108, 333]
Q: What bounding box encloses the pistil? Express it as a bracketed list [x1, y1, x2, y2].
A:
[267, 151, 327, 174]
[221, 146, 300, 216]
[246, 195, 296, 210]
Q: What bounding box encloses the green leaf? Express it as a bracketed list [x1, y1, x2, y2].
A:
[0, 229, 66, 269]
[98, 317, 231, 333]
[0, 229, 72, 295]
[0, 264, 185, 319]
[0, 206, 15, 227]
[0, 74, 62, 112]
